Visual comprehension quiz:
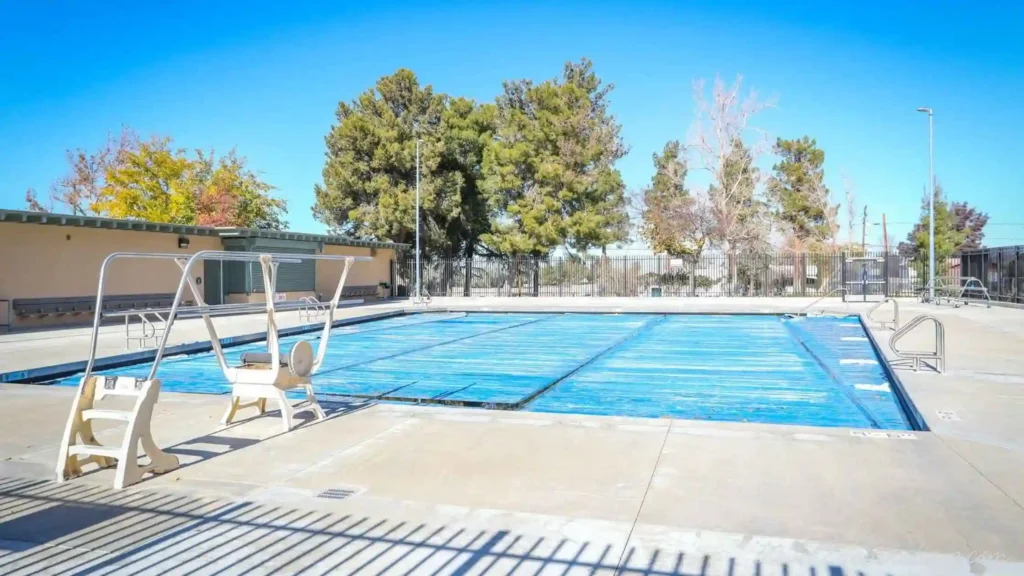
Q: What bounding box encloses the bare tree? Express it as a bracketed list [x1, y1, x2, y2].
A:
[24, 188, 53, 212]
[643, 192, 716, 256]
[842, 172, 857, 249]
[30, 126, 139, 215]
[687, 74, 775, 289]
[803, 170, 841, 249]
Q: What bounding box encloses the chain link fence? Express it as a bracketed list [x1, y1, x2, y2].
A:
[390, 252, 931, 299]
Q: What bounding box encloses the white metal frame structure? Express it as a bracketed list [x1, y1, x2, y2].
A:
[921, 276, 992, 308]
[57, 250, 371, 489]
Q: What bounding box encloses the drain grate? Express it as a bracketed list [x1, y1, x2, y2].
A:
[315, 488, 360, 501]
[936, 410, 960, 421]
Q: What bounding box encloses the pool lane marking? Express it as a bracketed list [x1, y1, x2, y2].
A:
[514, 314, 670, 410]
[321, 312, 468, 339]
[320, 313, 561, 375]
[781, 319, 882, 429]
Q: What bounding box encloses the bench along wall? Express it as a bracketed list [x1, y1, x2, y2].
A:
[316, 245, 396, 300]
[0, 222, 221, 329]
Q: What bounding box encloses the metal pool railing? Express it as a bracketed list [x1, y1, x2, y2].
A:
[390, 252, 924, 299]
[890, 314, 945, 373]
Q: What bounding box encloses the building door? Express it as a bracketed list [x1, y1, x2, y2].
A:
[204, 260, 223, 305]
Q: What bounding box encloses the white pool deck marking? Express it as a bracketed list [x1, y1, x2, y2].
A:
[1, 297, 1023, 575]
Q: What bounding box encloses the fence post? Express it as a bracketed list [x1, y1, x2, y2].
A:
[840, 252, 847, 302]
[623, 257, 628, 296]
[533, 258, 540, 297]
[1017, 248, 1022, 304]
[389, 259, 396, 298]
[883, 251, 890, 297]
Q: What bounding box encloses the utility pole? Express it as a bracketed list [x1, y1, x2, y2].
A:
[861, 206, 868, 252]
[882, 213, 889, 253]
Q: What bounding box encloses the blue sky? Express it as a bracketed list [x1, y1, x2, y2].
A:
[2, 0, 1023, 249]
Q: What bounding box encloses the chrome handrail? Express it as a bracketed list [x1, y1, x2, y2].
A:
[889, 314, 944, 373]
[82, 250, 373, 382]
[796, 286, 847, 315]
[868, 298, 900, 330]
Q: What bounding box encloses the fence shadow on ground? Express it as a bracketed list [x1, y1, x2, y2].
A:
[0, 476, 905, 575]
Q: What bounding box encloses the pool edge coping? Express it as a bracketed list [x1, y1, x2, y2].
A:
[855, 312, 930, 432]
[0, 307, 930, 434]
[0, 309, 408, 384]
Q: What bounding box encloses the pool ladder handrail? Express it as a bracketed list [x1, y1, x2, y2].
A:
[794, 286, 847, 316]
[867, 298, 899, 330]
[299, 296, 326, 324]
[889, 314, 944, 374]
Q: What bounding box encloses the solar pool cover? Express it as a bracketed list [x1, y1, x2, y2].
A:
[49, 312, 914, 430]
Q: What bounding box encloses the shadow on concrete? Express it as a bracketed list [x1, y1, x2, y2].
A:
[161, 397, 374, 472]
[0, 476, 885, 575]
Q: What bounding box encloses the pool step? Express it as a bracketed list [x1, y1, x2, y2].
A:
[56, 375, 179, 489]
[81, 409, 134, 422]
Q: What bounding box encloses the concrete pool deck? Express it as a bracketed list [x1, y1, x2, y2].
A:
[1, 298, 1023, 574]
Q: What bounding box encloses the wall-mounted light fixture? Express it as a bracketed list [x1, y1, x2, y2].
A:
[178, 236, 190, 249]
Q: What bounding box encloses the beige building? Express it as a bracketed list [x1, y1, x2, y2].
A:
[0, 209, 405, 330]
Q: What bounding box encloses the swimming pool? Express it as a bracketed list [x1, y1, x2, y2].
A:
[47, 312, 916, 430]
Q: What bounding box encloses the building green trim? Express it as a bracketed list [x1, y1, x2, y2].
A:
[0, 209, 407, 251]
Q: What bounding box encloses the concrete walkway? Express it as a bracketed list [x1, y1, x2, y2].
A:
[1, 298, 1022, 575]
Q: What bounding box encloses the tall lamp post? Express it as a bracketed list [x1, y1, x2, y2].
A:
[415, 138, 422, 302]
[917, 107, 935, 302]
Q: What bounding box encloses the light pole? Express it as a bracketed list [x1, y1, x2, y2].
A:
[415, 138, 422, 301]
[917, 107, 935, 302]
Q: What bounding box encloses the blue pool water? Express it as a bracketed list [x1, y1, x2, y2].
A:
[49, 312, 913, 430]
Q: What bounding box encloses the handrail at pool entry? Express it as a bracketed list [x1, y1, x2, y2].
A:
[792, 286, 847, 316]
[55, 250, 372, 489]
[867, 298, 900, 330]
[889, 314, 945, 374]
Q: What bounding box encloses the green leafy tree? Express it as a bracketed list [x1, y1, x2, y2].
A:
[93, 137, 196, 224]
[898, 184, 987, 267]
[950, 200, 989, 250]
[192, 150, 288, 229]
[639, 141, 714, 258]
[93, 137, 286, 228]
[312, 69, 493, 257]
[480, 58, 630, 256]
[767, 136, 838, 245]
[897, 184, 967, 263]
[29, 127, 285, 228]
[713, 139, 766, 250]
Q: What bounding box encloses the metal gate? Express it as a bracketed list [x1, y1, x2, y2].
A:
[843, 256, 887, 302]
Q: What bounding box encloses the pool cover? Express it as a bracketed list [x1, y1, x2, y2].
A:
[49, 312, 912, 430]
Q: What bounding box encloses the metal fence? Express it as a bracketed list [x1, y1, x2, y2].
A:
[960, 246, 1023, 304]
[390, 252, 929, 299]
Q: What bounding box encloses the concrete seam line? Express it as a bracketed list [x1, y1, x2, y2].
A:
[614, 418, 673, 575]
[273, 415, 419, 486]
[933, 433, 1024, 515]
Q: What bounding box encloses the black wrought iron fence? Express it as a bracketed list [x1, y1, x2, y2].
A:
[390, 252, 927, 299]
[960, 246, 1022, 304]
